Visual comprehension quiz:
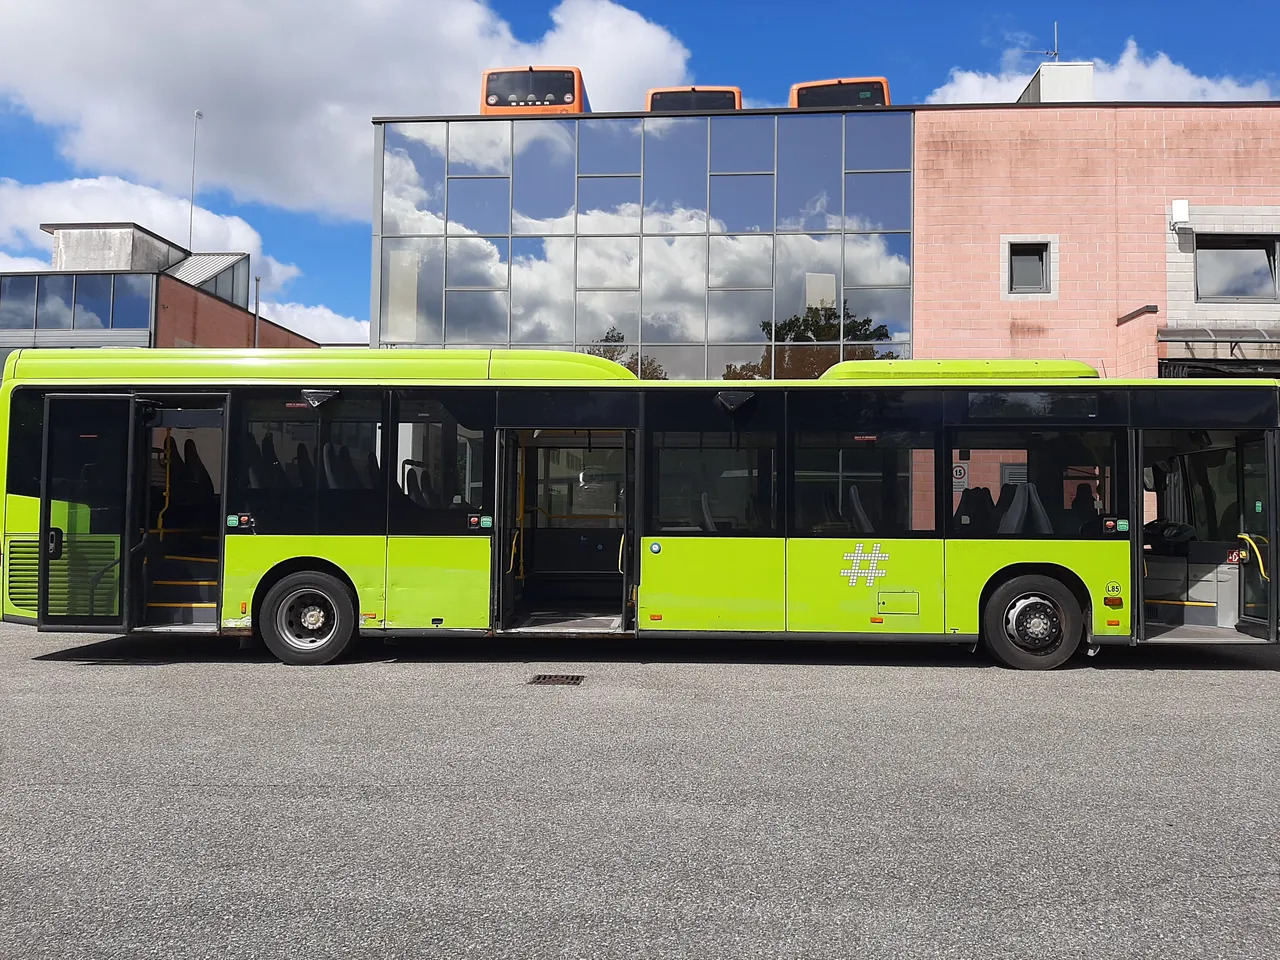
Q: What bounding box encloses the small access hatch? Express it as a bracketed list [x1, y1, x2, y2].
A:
[877, 591, 920, 615]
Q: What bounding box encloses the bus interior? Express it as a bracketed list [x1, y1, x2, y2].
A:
[1141, 428, 1271, 641]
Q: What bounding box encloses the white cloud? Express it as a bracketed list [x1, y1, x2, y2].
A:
[929, 38, 1278, 104]
[263, 301, 369, 344]
[0, 176, 300, 292]
[0, 0, 689, 220]
[0, 251, 49, 272]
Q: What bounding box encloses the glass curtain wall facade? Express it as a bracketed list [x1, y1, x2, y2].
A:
[375, 110, 912, 379]
[0, 272, 154, 331]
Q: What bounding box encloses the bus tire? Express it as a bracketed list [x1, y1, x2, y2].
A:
[982, 575, 1082, 671]
[259, 571, 355, 666]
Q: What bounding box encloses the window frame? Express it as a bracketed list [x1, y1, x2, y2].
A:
[1194, 234, 1279, 303]
[1008, 241, 1050, 295]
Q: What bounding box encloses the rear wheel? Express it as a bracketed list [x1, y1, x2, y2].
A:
[982, 575, 1082, 670]
[260, 571, 355, 665]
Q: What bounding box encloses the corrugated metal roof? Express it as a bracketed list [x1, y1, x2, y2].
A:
[165, 252, 245, 286]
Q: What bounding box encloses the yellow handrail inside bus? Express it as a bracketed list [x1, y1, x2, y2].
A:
[1238, 533, 1270, 582]
[155, 428, 173, 543]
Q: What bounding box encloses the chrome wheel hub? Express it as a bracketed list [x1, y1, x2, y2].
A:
[1003, 594, 1063, 654]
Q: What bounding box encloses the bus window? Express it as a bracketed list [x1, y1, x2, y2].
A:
[646, 87, 742, 112]
[948, 429, 1122, 538]
[390, 390, 494, 535]
[482, 67, 588, 115]
[789, 77, 890, 109]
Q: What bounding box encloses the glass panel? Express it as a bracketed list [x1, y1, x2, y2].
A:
[392, 391, 494, 535]
[709, 175, 774, 234]
[642, 237, 707, 342]
[42, 398, 130, 623]
[710, 115, 774, 173]
[0, 274, 37, 329]
[1196, 241, 1276, 298]
[381, 237, 444, 343]
[777, 114, 842, 231]
[708, 290, 772, 342]
[844, 341, 907, 361]
[844, 172, 910, 231]
[511, 237, 574, 342]
[383, 122, 446, 235]
[72, 274, 112, 329]
[577, 177, 640, 234]
[709, 234, 772, 289]
[578, 339, 641, 377]
[233, 259, 250, 307]
[774, 233, 841, 330]
[512, 120, 576, 235]
[843, 287, 910, 340]
[35, 274, 74, 329]
[775, 344, 840, 379]
[578, 118, 642, 174]
[649, 427, 778, 531]
[446, 237, 510, 288]
[640, 346, 705, 380]
[111, 275, 152, 329]
[713, 343, 772, 380]
[444, 290, 509, 343]
[950, 430, 1121, 538]
[1010, 244, 1047, 292]
[642, 117, 708, 233]
[845, 233, 911, 287]
[1239, 439, 1269, 622]
[447, 120, 511, 176]
[215, 267, 234, 302]
[446, 178, 510, 235]
[576, 237, 639, 289]
[793, 431, 935, 535]
[844, 112, 912, 170]
[577, 290, 639, 342]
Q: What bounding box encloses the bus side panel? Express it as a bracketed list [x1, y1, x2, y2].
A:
[786, 539, 944, 634]
[943, 540, 1132, 638]
[638, 537, 784, 632]
[385, 536, 491, 629]
[221, 535, 387, 630]
[5, 494, 90, 620]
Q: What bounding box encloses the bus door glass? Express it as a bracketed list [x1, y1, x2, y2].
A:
[1237, 435, 1273, 634]
[38, 394, 138, 631]
[494, 429, 523, 627]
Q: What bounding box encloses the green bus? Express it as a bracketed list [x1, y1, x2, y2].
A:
[1, 348, 1275, 670]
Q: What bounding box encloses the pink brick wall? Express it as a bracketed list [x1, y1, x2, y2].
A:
[913, 105, 1280, 377]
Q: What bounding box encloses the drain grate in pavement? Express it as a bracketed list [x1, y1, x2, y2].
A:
[528, 674, 584, 685]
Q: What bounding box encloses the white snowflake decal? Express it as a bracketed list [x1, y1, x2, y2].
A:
[840, 542, 890, 587]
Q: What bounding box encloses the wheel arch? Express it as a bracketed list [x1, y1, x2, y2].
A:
[979, 562, 1092, 637]
[252, 557, 360, 630]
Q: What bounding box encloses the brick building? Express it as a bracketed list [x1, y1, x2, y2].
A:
[371, 62, 1280, 378]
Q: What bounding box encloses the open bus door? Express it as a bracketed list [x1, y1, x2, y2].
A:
[1235, 433, 1276, 639]
[493, 429, 523, 629]
[620, 429, 637, 630]
[38, 394, 142, 632]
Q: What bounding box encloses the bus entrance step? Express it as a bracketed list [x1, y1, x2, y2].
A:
[143, 602, 218, 626]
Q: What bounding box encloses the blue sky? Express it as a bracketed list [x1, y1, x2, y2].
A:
[0, 0, 1276, 341]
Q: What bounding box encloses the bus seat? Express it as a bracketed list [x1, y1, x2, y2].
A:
[260, 433, 288, 488]
[336, 445, 363, 488]
[997, 484, 1029, 534]
[295, 444, 315, 490]
[822, 489, 839, 523]
[846, 484, 874, 533]
[1218, 501, 1238, 539]
[166, 439, 188, 488]
[322, 443, 342, 489]
[700, 493, 718, 532]
[183, 439, 214, 497]
[366, 452, 381, 489]
[405, 469, 425, 506]
[1025, 485, 1053, 535]
[993, 483, 1016, 522]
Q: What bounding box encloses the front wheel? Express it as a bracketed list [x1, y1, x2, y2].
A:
[982, 575, 1082, 670]
[260, 571, 355, 665]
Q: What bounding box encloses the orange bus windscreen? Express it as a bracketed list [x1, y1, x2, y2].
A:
[485, 70, 579, 109]
[795, 80, 888, 108]
[648, 89, 739, 111]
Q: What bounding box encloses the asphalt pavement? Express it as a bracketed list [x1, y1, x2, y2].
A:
[2, 622, 1279, 959]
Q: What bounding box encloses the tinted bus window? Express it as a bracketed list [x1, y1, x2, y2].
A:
[6, 389, 42, 499]
[794, 81, 887, 108]
[648, 89, 739, 111]
[486, 70, 578, 109]
[391, 390, 494, 535]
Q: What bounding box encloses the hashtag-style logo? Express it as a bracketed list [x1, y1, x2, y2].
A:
[840, 543, 890, 587]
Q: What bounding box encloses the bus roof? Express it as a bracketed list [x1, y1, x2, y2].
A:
[3, 349, 1277, 391]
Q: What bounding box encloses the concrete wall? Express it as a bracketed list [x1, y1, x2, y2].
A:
[51, 226, 185, 272]
[156, 275, 316, 348]
[913, 105, 1280, 377]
